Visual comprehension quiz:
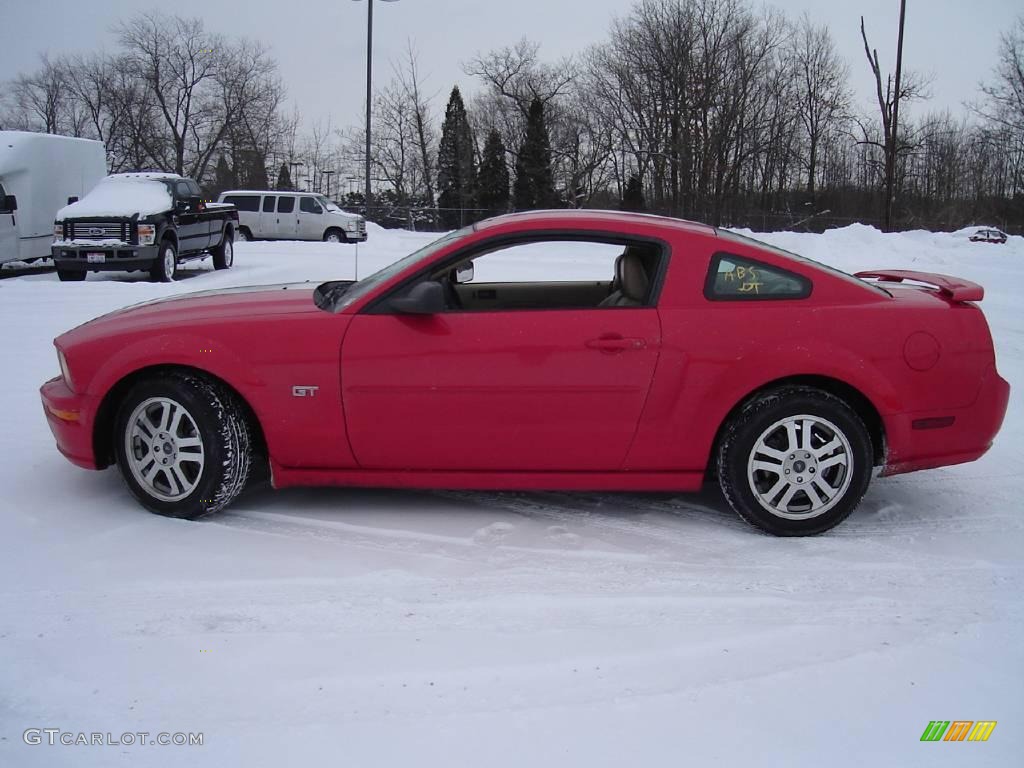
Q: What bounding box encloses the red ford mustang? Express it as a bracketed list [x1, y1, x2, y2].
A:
[40, 211, 1010, 535]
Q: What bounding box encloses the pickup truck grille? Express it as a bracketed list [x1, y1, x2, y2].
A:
[356, 219, 367, 237]
[70, 222, 130, 241]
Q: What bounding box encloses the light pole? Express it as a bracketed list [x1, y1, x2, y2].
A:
[352, 0, 399, 218]
[322, 170, 336, 199]
[288, 160, 304, 192]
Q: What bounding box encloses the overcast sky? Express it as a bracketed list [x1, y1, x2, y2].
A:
[2, 0, 1020, 135]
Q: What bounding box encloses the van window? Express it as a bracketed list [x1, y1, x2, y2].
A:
[223, 195, 260, 212]
[300, 197, 323, 214]
[262, 196, 276, 212]
[277, 196, 295, 213]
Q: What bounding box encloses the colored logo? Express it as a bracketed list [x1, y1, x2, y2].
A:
[920, 721, 996, 742]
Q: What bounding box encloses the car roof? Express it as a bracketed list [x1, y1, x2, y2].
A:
[474, 209, 718, 237]
[220, 190, 320, 196]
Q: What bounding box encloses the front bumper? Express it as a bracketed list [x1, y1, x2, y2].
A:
[52, 243, 159, 271]
[882, 364, 1011, 476]
[40, 376, 99, 469]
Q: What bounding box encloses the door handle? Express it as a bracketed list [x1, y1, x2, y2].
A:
[585, 335, 646, 352]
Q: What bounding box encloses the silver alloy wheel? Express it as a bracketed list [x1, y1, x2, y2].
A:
[325, 231, 341, 243]
[163, 246, 176, 279]
[224, 239, 233, 266]
[125, 397, 205, 502]
[746, 414, 853, 520]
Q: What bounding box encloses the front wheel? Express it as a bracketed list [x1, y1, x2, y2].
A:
[323, 228, 347, 243]
[151, 240, 178, 282]
[113, 372, 252, 518]
[716, 386, 873, 536]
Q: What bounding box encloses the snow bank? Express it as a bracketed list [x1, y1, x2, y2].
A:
[56, 176, 173, 220]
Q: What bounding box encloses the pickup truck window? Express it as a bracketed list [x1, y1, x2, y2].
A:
[174, 181, 192, 199]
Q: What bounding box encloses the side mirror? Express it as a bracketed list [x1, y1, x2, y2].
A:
[67, 196, 79, 205]
[391, 281, 445, 315]
[175, 199, 191, 212]
[2, 195, 17, 212]
[454, 262, 474, 284]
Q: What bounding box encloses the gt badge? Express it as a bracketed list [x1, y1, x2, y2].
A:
[292, 385, 319, 398]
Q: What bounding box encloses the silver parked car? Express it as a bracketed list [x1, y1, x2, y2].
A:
[218, 190, 367, 243]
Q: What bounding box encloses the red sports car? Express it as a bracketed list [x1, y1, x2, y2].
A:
[40, 211, 1010, 535]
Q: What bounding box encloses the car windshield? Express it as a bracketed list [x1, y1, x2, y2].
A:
[319, 226, 473, 312]
[316, 195, 341, 212]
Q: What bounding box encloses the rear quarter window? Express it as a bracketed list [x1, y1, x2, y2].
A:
[705, 254, 811, 300]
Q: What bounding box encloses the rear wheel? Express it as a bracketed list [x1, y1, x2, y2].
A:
[323, 228, 346, 243]
[57, 269, 86, 282]
[212, 230, 234, 270]
[236, 227, 252, 242]
[150, 239, 177, 282]
[717, 386, 873, 536]
[113, 372, 252, 519]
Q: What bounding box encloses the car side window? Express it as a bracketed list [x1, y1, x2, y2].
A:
[277, 196, 295, 213]
[372, 236, 666, 314]
[300, 197, 322, 214]
[705, 254, 810, 300]
[224, 195, 259, 212]
[175, 181, 192, 199]
[262, 196, 276, 212]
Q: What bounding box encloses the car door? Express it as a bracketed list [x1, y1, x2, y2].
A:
[340, 237, 664, 471]
[173, 180, 207, 254]
[298, 196, 325, 240]
[274, 195, 299, 239]
[0, 182, 17, 263]
[258, 195, 276, 238]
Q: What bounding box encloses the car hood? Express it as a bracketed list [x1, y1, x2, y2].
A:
[59, 283, 322, 345]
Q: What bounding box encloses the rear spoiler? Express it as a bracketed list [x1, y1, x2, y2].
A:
[854, 270, 984, 302]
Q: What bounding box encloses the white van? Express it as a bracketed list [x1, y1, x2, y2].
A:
[0, 131, 107, 264]
[218, 190, 367, 243]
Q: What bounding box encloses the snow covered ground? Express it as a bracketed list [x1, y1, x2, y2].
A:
[1, 223, 1021, 766]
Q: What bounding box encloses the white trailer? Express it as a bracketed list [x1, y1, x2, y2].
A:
[0, 131, 107, 264]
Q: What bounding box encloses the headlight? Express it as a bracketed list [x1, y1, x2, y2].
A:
[57, 348, 73, 390]
[345, 221, 357, 231]
[138, 224, 156, 245]
[54, 223, 63, 242]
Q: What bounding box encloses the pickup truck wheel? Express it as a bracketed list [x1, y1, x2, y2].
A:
[213, 231, 234, 270]
[323, 228, 347, 243]
[57, 269, 86, 282]
[151, 240, 178, 282]
[716, 386, 873, 536]
[114, 372, 252, 519]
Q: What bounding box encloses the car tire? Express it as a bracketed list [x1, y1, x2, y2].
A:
[57, 269, 86, 282]
[323, 228, 347, 243]
[716, 386, 873, 536]
[212, 230, 234, 270]
[113, 371, 252, 519]
[236, 227, 252, 242]
[151, 239, 178, 282]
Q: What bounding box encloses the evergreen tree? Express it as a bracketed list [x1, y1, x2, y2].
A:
[513, 97, 557, 211]
[436, 86, 477, 228]
[239, 149, 269, 190]
[276, 163, 293, 191]
[476, 129, 510, 218]
[213, 154, 236, 197]
[620, 174, 646, 212]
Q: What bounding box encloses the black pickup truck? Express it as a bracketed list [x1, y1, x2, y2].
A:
[52, 173, 238, 282]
